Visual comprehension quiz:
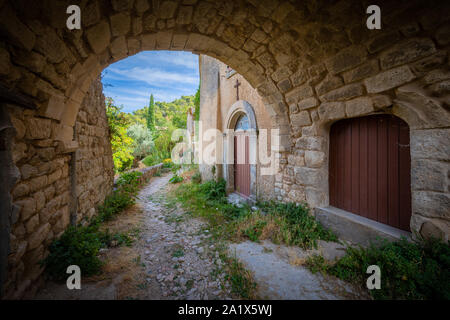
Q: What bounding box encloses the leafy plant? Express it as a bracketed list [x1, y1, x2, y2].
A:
[191, 171, 202, 184]
[42, 169, 144, 281]
[169, 174, 183, 184]
[306, 237, 450, 300]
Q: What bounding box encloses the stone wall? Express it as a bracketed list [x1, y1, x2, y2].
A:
[74, 77, 114, 224]
[2, 77, 113, 299]
[276, 30, 450, 241]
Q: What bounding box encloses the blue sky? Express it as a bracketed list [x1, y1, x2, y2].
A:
[101, 51, 200, 113]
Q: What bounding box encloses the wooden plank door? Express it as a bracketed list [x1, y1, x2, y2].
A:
[234, 134, 251, 197]
[329, 114, 411, 231]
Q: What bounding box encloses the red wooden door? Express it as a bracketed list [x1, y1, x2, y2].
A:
[329, 114, 411, 231]
[234, 134, 251, 197]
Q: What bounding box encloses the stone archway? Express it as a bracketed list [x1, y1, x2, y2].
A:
[223, 100, 258, 200]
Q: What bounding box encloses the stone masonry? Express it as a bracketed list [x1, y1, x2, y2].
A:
[0, 0, 449, 298]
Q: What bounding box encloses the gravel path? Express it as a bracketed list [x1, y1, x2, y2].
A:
[133, 173, 233, 300]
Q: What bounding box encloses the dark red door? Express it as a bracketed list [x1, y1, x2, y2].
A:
[234, 134, 251, 197]
[329, 114, 411, 231]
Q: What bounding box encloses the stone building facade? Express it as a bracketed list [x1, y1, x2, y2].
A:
[198, 55, 275, 200]
[0, 0, 448, 298]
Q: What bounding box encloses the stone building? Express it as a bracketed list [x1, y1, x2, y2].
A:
[0, 0, 449, 299]
[198, 55, 275, 201]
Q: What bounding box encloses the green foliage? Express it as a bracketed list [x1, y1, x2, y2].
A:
[169, 174, 183, 184]
[224, 256, 257, 299]
[199, 178, 227, 202]
[257, 201, 338, 249]
[191, 171, 202, 184]
[42, 224, 104, 280]
[194, 86, 200, 121]
[147, 94, 155, 131]
[106, 98, 134, 173]
[42, 171, 143, 281]
[127, 123, 154, 159]
[306, 237, 450, 300]
[243, 220, 267, 242]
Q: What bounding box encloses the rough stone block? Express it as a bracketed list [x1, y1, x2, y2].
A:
[305, 151, 325, 168]
[297, 97, 319, 110]
[342, 60, 379, 84]
[295, 167, 324, 186]
[325, 45, 367, 75]
[16, 198, 36, 221]
[366, 32, 401, 54]
[321, 84, 363, 102]
[28, 223, 51, 250]
[295, 136, 324, 151]
[365, 66, 416, 93]
[291, 111, 311, 127]
[318, 102, 345, 121]
[110, 36, 128, 59]
[412, 191, 450, 220]
[159, 1, 178, 19]
[410, 129, 450, 161]
[380, 38, 436, 70]
[411, 159, 448, 192]
[285, 85, 314, 104]
[86, 21, 111, 54]
[316, 75, 344, 96]
[110, 12, 131, 36]
[345, 97, 374, 117]
[26, 117, 52, 139]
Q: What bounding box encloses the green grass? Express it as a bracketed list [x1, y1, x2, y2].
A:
[306, 237, 450, 300]
[172, 249, 184, 258]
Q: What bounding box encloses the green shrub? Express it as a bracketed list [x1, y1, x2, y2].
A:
[258, 201, 338, 249]
[307, 237, 450, 300]
[43, 169, 143, 281]
[95, 191, 135, 223]
[42, 225, 104, 280]
[116, 171, 142, 194]
[169, 174, 183, 184]
[199, 179, 227, 202]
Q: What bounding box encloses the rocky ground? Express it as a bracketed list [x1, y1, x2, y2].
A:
[36, 172, 368, 300]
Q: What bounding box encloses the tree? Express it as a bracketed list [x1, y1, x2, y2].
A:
[106, 98, 134, 172]
[194, 86, 200, 121]
[147, 93, 155, 131]
[127, 123, 154, 159]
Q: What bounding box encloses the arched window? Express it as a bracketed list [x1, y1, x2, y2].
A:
[234, 114, 249, 131]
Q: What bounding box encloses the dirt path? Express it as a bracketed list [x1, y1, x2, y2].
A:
[36, 173, 233, 300]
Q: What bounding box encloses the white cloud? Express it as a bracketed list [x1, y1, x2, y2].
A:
[107, 67, 199, 88]
[136, 51, 199, 69]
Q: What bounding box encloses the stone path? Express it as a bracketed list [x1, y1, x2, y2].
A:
[36, 174, 369, 300]
[228, 240, 370, 300]
[131, 173, 233, 300]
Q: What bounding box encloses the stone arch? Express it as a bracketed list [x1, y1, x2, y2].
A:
[1, 0, 450, 298]
[223, 100, 258, 199]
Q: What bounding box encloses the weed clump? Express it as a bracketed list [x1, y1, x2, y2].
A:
[306, 237, 450, 300]
[42, 171, 142, 280]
